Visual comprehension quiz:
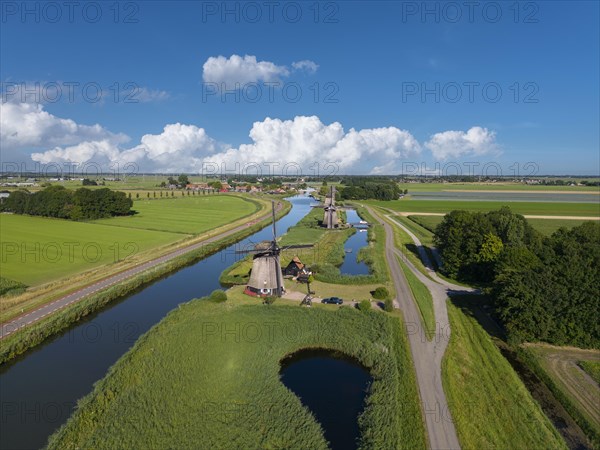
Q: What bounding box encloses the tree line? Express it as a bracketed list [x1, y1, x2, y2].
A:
[339, 178, 404, 201]
[1, 186, 133, 220]
[434, 207, 599, 348]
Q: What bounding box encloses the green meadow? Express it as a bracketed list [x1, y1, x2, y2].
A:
[443, 299, 566, 449]
[396, 182, 600, 192]
[0, 196, 260, 286]
[0, 214, 181, 286]
[92, 195, 259, 234]
[47, 294, 426, 449]
[367, 199, 600, 217]
[409, 215, 592, 236]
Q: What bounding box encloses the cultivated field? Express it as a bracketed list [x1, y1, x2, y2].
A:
[47, 293, 426, 449]
[0, 195, 260, 286]
[367, 199, 600, 217]
[397, 182, 600, 192]
[0, 214, 181, 286]
[408, 215, 591, 236]
[92, 195, 258, 234]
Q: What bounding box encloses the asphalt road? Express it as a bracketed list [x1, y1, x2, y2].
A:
[1, 203, 280, 340]
[367, 206, 477, 450]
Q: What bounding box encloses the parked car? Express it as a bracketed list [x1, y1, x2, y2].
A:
[321, 297, 343, 305]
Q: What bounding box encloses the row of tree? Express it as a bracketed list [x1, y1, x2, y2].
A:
[1, 186, 133, 220]
[434, 207, 599, 348]
[339, 178, 404, 201]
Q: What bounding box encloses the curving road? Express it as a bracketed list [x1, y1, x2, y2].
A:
[367, 206, 480, 450]
[1, 202, 281, 340]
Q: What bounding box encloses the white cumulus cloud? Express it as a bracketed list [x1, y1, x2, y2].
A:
[202, 55, 290, 90]
[202, 116, 421, 174]
[424, 126, 498, 160]
[0, 102, 128, 163]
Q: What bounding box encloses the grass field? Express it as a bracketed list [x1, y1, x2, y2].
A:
[367, 199, 600, 217]
[0, 196, 260, 286]
[409, 214, 593, 236]
[443, 300, 566, 449]
[579, 361, 600, 385]
[397, 257, 435, 341]
[397, 182, 600, 192]
[0, 214, 182, 286]
[47, 293, 426, 449]
[92, 195, 259, 234]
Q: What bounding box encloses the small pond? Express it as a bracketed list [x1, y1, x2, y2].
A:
[280, 348, 372, 450]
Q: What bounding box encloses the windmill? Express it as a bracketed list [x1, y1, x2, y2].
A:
[238, 201, 313, 298]
[323, 185, 338, 229]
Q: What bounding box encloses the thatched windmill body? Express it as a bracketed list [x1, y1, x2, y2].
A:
[239, 201, 313, 298]
[323, 185, 338, 229]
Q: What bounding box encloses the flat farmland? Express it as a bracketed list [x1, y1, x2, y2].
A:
[0, 196, 261, 286]
[397, 182, 599, 192]
[0, 214, 181, 286]
[408, 215, 590, 236]
[92, 195, 259, 234]
[367, 199, 600, 217]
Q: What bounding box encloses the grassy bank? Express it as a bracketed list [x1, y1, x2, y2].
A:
[442, 300, 566, 449]
[47, 295, 426, 449]
[397, 257, 435, 341]
[580, 361, 600, 385]
[0, 202, 291, 365]
[519, 346, 600, 447]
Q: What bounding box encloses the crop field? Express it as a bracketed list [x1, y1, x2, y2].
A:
[0, 196, 260, 286]
[442, 300, 566, 449]
[0, 214, 181, 286]
[367, 199, 600, 217]
[47, 293, 426, 449]
[92, 195, 259, 234]
[408, 215, 591, 237]
[397, 182, 600, 192]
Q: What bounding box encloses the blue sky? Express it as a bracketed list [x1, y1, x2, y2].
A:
[1, 1, 598, 175]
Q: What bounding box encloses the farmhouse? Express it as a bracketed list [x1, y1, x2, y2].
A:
[283, 256, 309, 277]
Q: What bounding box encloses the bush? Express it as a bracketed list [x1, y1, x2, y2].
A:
[263, 296, 276, 305]
[371, 287, 390, 300]
[357, 299, 371, 312]
[383, 299, 394, 312]
[209, 290, 227, 303]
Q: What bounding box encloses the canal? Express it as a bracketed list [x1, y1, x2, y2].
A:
[0, 194, 314, 450]
[339, 209, 370, 276]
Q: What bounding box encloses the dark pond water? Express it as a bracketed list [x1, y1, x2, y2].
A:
[339, 209, 370, 276]
[0, 195, 313, 450]
[280, 348, 372, 450]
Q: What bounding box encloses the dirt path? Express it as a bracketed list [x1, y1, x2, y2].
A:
[526, 344, 600, 427]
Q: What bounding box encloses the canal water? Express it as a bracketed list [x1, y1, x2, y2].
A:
[280, 348, 372, 450]
[339, 209, 370, 276]
[0, 195, 314, 450]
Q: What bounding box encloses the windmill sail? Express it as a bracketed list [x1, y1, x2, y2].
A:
[240, 200, 313, 298]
